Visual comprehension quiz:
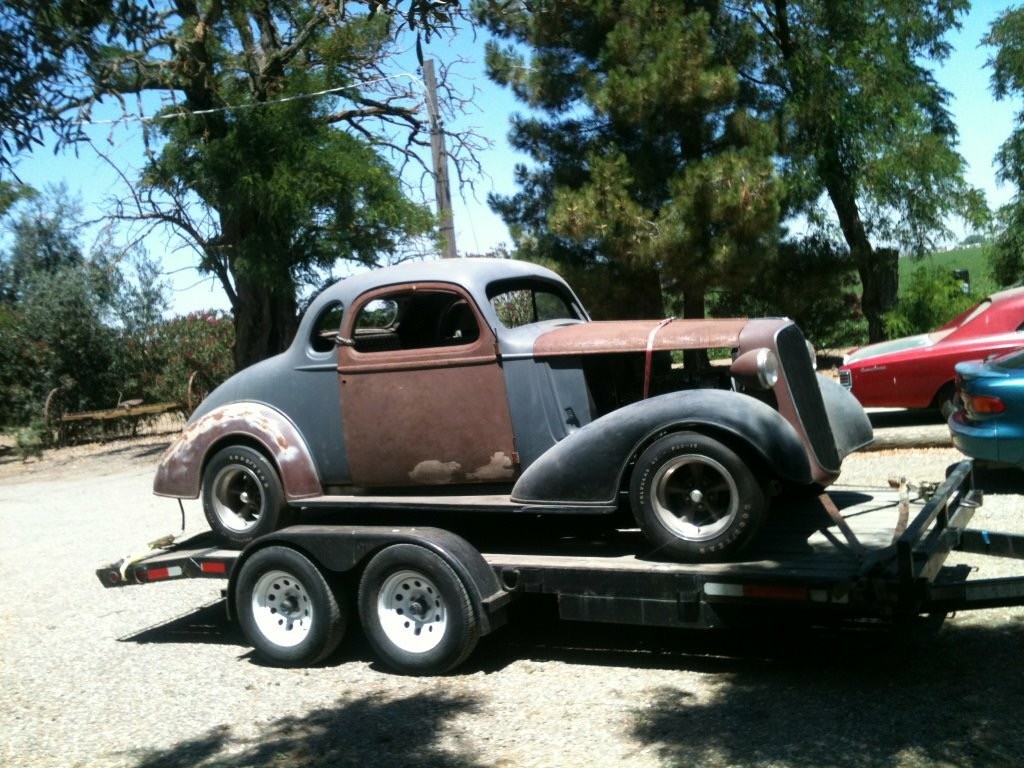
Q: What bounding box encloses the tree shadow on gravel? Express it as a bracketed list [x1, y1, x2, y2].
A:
[624, 620, 1024, 767]
[131, 691, 486, 768]
[464, 600, 1024, 766]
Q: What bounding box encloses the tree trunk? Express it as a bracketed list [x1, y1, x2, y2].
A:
[819, 151, 895, 343]
[232, 274, 299, 371]
[681, 284, 710, 371]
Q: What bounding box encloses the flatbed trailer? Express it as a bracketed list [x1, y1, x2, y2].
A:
[98, 460, 1024, 675]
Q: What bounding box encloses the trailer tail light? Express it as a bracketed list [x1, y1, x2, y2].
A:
[963, 393, 1005, 417]
[139, 565, 183, 582]
[200, 561, 228, 574]
[704, 582, 849, 604]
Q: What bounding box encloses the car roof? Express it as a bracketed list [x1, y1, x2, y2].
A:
[324, 258, 567, 301]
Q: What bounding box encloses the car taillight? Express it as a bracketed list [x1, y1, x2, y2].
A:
[964, 393, 1006, 416]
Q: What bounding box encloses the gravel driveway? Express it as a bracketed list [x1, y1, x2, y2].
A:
[2, 436, 1023, 768]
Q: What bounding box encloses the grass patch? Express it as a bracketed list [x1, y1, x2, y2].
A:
[899, 244, 997, 298]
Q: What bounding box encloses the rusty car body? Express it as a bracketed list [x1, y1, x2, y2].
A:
[154, 258, 872, 561]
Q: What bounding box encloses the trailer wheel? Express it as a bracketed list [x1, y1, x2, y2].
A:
[630, 432, 767, 561]
[202, 445, 290, 546]
[358, 544, 479, 675]
[235, 546, 346, 667]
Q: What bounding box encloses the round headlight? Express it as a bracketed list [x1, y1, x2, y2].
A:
[756, 348, 779, 388]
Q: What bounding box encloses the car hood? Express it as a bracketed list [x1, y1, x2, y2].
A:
[532, 318, 751, 356]
[843, 334, 932, 365]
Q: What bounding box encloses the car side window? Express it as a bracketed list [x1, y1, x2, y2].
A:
[489, 284, 578, 328]
[309, 300, 345, 354]
[352, 290, 480, 353]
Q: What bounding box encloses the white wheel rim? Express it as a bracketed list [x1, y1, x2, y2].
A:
[376, 569, 447, 654]
[250, 569, 313, 648]
[211, 465, 264, 533]
[651, 454, 739, 542]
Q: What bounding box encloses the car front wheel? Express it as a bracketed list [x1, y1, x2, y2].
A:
[630, 432, 767, 562]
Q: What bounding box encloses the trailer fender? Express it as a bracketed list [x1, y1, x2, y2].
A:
[511, 389, 811, 506]
[227, 526, 510, 636]
[152, 402, 321, 501]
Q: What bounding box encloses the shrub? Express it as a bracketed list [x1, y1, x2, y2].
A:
[709, 236, 865, 350]
[883, 265, 976, 338]
[148, 312, 235, 411]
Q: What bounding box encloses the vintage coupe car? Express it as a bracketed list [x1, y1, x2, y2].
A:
[839, 287, 1024, 415]
[154, 258, 872, 561]
[949, 347, 1024, 470]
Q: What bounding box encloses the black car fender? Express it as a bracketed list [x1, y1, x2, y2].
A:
[510, 389, 812, 506]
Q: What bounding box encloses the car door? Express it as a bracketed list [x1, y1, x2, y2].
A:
[337, 282, 518, 488]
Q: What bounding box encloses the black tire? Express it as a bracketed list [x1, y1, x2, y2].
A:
[202, 445, 291, 546]
[935, 382, 959, 419]
[630, 432, 767, 561]
[358, 544, 479, 676]
[234, 546, 347, 667]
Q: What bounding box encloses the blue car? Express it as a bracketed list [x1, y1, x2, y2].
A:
[949, 347, 1024, 469]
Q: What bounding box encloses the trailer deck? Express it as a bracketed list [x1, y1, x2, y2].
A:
[97, 461, 1024, 671]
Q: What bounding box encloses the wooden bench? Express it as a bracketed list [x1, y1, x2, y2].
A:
[57, 402, 183, 445]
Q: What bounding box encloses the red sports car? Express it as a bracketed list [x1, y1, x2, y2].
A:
[839, 287, 1024, 415]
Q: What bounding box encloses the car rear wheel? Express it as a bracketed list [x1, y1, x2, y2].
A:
[202, 445, 292, 547]
[935, 382, 959, 419]
[630, 432, 767, 562]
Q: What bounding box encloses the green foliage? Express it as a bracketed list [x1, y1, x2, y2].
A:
[477, 0, 781, 321]
[146, 312, 235, 411]
[0, 187, 230, 431]
[15, 422, 44, 459]
[0, 189, 118, 424]
[0, 1, 164, 171]
[981, 6, 1024, 287]
[5, 2, 462, 369]
[900, 244, 999, 298]
[709, 236, 865, 349]
[883, 265, 975, 338]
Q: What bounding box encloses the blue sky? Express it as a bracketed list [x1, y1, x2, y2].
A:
[8, 2, 1022, 315]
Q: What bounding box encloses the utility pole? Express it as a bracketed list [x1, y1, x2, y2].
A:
[423, 59, 457, 259]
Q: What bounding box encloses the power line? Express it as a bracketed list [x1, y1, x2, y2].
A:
[72, 72, 426, 127]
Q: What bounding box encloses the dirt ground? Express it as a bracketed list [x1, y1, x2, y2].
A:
[2, 430, 1023, 768]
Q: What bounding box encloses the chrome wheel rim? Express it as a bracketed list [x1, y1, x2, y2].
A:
[211, 465, 264, 533]
[650, 454, 739, 541]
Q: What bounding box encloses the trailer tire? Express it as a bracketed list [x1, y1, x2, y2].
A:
[630, 432, 767, 561]
[235, 546, 346, 667]
[202, 445, 291, 546]
[358, 544, 479, 676]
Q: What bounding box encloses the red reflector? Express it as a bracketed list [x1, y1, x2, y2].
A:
[968, 394, 1005, 415]
[143, 567, 170, 581]
[744, 585, 808, 601]
[201, 561, 227, 574]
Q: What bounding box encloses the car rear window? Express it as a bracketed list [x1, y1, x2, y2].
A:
[993, 348, 1024, 370]
[487, 278, 581, 328]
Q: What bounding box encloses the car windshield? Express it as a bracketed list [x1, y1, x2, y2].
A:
[487, 278, 583, 328]
[992, 347, 1024, 370]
